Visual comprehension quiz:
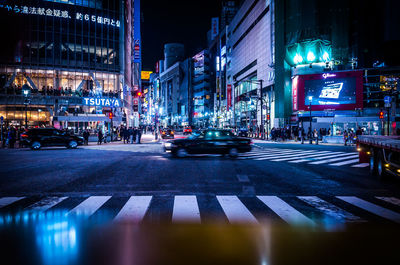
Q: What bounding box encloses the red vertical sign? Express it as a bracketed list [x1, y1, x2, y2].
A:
[292, 76, 298, 111]
[227, 84, 232, 111]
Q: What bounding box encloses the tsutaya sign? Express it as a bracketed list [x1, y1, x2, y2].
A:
[83, 98, 121, 107]
[0, 4, 120, 27]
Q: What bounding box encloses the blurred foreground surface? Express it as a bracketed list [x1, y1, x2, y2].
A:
[0, 211, 399, 265]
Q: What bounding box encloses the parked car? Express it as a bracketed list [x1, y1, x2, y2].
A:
[183, 126, 192, 135]
[161, 128, 175, 139]
[164, 129, 252, 158]
[237, 128, 248, 137]
[20, 128, 84, 150]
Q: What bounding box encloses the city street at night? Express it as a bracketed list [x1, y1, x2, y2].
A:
[1, 0, 400, 264]
[1, 135, 399, 226]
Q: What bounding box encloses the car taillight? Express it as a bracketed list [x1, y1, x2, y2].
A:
[21, 134, 29, 138]
[249, 140, 253, 145]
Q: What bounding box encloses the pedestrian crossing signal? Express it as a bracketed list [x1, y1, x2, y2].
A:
[379, 111, 384, 119]
[267, 114, 270, 120]
[108, 112, 113, 119]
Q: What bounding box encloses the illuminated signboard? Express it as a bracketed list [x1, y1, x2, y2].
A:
[0, 4, 120, 27]
[294, 71, 363, 111]
[141, 71, 153, 80]
[82, 98, 121, 107]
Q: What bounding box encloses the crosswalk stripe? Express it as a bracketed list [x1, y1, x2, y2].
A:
[376, 197, 400, 207]
[69, 196, 111, 217]
[270, 151, 335, 162]
[239, 149, 303, 157]
[351, 163, 369, 168]
[0, 197, 25, 208]
[297, 196, 363, 222]
[329, 158, 360, 166]
[337, 196, 400, 223]
[172, 196, 201, 223]
[257, 196, 314, 225]
[289, 153, 355, 163]
[114, 196, 152, 222]
[25, 197, 68, 211]
[309, 154, 359, 165]
[216, 196, 258, 224]
[253, 151, 317, 161]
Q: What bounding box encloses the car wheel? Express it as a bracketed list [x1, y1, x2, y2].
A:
[31, 141, 41, 150]
[229, 148, 239, 158]
[67, 140, 78, 149]
[176, 148, 188, 158]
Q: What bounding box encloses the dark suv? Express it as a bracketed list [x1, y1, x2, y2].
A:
[20, 128, 84, 150]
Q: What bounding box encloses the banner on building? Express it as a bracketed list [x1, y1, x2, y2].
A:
[211, 17, 219, 40]
[227, 84, 232, 111]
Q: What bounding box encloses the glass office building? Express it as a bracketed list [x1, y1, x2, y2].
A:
[0, 0, 126, 132]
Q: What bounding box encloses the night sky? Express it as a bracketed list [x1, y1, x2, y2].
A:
[141, 0, 237, 70]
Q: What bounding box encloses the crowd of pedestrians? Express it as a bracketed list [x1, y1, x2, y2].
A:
[119, 126, 143, 144]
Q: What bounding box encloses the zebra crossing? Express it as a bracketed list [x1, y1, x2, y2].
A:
[1, 195, 399, 225]
[239, 148, 368, 167]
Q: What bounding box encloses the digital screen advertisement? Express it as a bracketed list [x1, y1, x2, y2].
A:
[292, 71, 363, 111]
[304, 77, 357, 105]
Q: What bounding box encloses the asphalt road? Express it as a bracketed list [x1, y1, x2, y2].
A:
[0, 136, 400, 226]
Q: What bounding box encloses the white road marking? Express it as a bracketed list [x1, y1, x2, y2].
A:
[172, 196, 201, 223]
[216, 196, 258, 224]
[329, 158, 360, 166]
[0, 197, 25, 208]
[257, 196, 314, 225]
[69, 196, 111, 217]
[253, 151, 316, 161]
[239, 150, 300, 158]
[25, 197, 68, 211]
[309, 154, 359, 165]
[236, 175, 250, 182]
[297, 196, 363, 222]
[114, 196, 152, 222]
[337, 196, 400, 223]
[375, 197, 400, 207]
[270, 151, 334, 162]
[351, 163, 369, 168]
[289, 153, 353, 163]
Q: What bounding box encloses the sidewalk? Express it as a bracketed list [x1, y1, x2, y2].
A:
[87, 133, 161, 146]
[252, 138, 352, 147]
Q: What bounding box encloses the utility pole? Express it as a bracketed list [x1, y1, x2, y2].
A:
[259, 79, 264, 140]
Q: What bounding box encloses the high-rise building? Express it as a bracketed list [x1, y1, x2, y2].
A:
[0, 0, 141, 134]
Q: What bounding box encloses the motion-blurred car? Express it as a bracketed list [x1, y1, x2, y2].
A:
[183, 126, 192, 135]
[161, 128, 175, 139]
[20, 128, 84, 150]
[237, 128, 248, 137]
[164, 129, 252, 158]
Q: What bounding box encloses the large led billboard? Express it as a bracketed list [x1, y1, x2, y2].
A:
[293, 71, 363, 111]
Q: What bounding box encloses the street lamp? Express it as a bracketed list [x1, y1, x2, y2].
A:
[22, 84, 31, 129]
[308, 96, 313, 144]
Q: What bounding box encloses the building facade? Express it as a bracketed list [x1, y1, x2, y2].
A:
[0, 0, 140, 134]
[225, 0, 275, 133]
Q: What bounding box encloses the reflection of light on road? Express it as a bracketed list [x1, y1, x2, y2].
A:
[35, 213, 79, 265]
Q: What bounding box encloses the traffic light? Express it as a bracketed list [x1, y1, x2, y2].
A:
[108, 112, 113, 120]
[379, 111, 384, 119]
[267, 114, 270, 120]
[137, 91, 142, 97]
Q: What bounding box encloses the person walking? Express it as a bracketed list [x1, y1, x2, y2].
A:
[97, 130, 103, 145]
[8, 127, 16, 148]
[83, 130, 89, 145]
[313, 129, 319, 145]
[343, 130, 349, 146]
[301, 127, 305, 144]
[131, 127, 136, 144]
